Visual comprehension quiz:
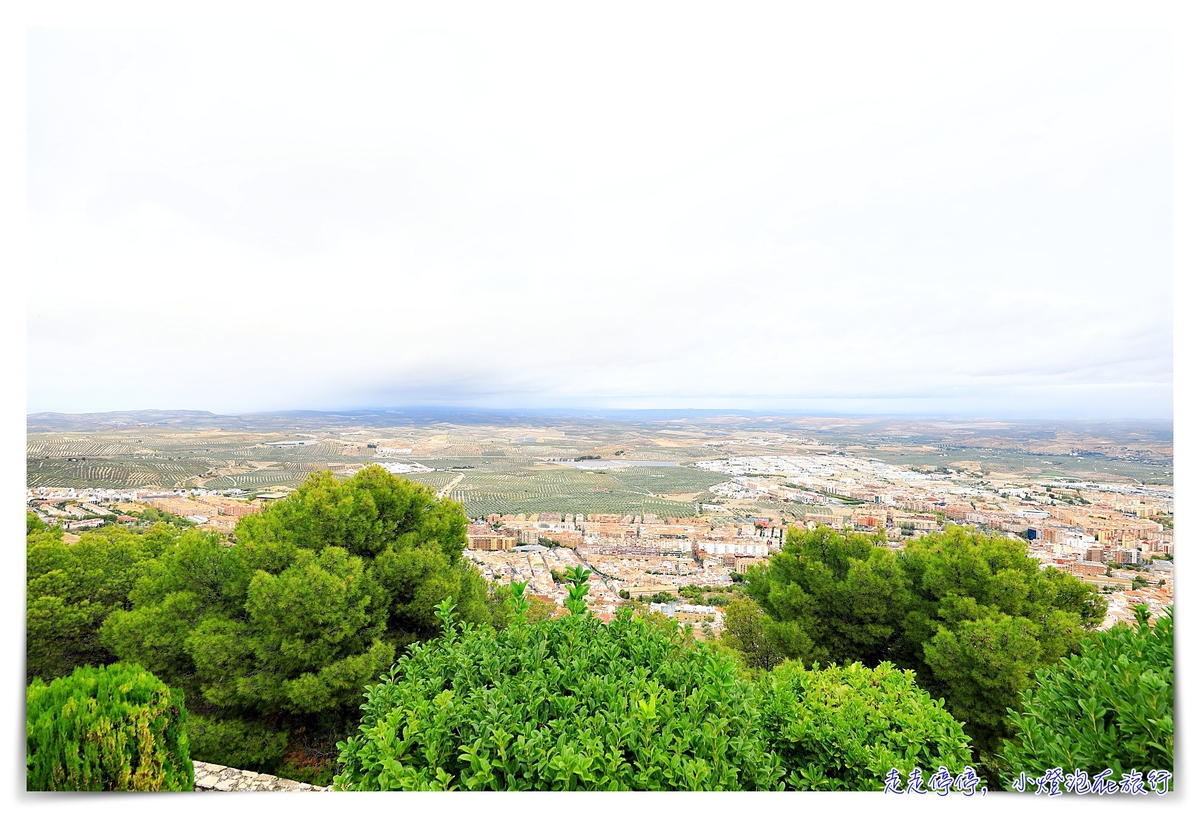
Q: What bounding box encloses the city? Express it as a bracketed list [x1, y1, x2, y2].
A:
[27, 419, 1174, 635]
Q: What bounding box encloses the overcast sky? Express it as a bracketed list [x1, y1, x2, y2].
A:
[26, 22, 1173, 419]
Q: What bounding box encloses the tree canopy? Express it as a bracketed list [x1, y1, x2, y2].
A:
[739, 525, 1106, 772]
[26, 523, 172, 684]
[100, 466, 489, 778]
[337, 582, 980, 791]
[998, 606, 1172, 786]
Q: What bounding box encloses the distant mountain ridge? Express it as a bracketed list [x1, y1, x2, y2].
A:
[28, 410, 225, 431]
[26, 408, 1173, 452]
[26, 407, 718, 432]
[28, 403, 787, 429]
[27, 409, 427, 432]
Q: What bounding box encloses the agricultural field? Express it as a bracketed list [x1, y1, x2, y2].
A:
[26, 459, 179, 489]
[25, 429, 376, 490]
[27, 411, 1171, 508]
[443, 465, 722, 519]
[860, 447, 1173, 486]
[400, 472, 461, 493]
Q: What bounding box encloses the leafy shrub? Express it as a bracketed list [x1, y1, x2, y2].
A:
[335, 597, 783, 790]
[758, 660, 973, 790]
[26, 663, 192, 791]
[998, 606, 1173, 785]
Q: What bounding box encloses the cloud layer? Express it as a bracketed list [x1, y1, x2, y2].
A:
[27, 25, 1172, 418]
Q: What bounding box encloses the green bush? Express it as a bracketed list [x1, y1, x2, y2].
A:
[26, 663, 193, 791]
[335, 598, 783, 790]
[758, 660, 973, 790]
[998, 606, 1173, 786]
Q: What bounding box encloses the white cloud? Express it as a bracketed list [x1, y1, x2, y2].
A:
[26, 23, 1172, 418]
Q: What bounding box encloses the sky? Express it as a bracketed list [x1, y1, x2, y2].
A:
[25, 20, 1174, 419]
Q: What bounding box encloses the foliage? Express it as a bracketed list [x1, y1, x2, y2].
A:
[561, 565, 593, 616]
[719, 597, 788, 672]
[758, 660, 973, 790]
[101, 467, 489, 779]
[137, 506, 197, 527]
[27, 508, 47, 535]
[897, 527, 1105, 762]
[185, 713, 290, 773]
[485, 581, 556, 630]
[335, 596, 784, 791]
[743, 525, 1106, 769]
[26, 663, 192, 791]
[744, 526, 902, 668]
[26, 524, 171, 684]
[998, 606, 1173, 785]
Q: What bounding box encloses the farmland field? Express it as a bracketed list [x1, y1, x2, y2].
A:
[27, 412, 1172, 511]
[23, 424, 727, 514]
[441, 465, 722, 518]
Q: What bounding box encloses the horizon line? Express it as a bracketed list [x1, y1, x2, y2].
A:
[25, 405, 1176, 424]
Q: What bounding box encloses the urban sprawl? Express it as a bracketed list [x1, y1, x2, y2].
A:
[29, 450, 1173, 636]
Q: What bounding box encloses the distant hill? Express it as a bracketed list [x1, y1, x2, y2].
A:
[26, 409, 1174, 457]
[28, 410, 227, 432]
[26, 407, 629, 432]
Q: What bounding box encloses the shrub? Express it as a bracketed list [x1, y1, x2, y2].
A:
[758, 660, 973, 790]
[335, 597, 783, 790]
[998, 606, 1173, 786]
[26, 663, 193, 791]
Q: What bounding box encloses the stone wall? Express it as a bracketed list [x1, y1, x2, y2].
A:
[192, 760, 332, 792]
